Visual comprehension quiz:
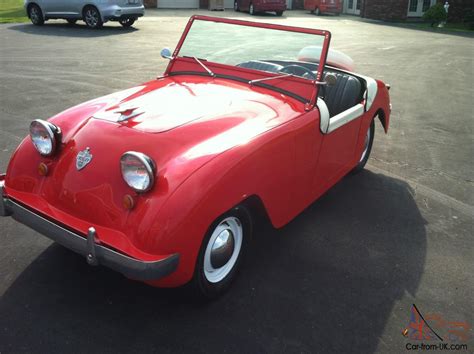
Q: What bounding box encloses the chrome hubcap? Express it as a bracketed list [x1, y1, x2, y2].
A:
[359, 127, 371, 162]
[204, 217, 243, 283]
[210, 229, 235, 268]
[85, 10, 98, 26]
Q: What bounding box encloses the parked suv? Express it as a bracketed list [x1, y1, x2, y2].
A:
[24, 0, 145, 29]
[234, 0, 286, 16]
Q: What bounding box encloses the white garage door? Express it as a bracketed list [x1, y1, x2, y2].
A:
[225, 0, 234, 8]
[158, 0, 199, 8]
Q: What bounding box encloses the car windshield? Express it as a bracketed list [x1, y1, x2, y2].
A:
[176, 17, 330, 82]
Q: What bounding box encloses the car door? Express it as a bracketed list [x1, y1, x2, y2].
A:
[46, 0, 80, 15]
[240, 0, 250, 11]
[36, 0, 55, 14]
[313, 98, 364, 192]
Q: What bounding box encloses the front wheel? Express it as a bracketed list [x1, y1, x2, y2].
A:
[119, 18, 136, 28]
[351, 119, 375, 174]
[276, 11, 283, 16]
[315, 7, 321, 15]
[192, 206, 252, 299]
[28, 4, 44, 26]
[234, 1, 240, 11]
[83, 6, 103, 29]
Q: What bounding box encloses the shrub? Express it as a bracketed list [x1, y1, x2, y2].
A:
[423, 3, 447, 27]
[463, 9, 474, 30]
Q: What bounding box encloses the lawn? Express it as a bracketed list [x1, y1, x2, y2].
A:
[401, 21, 474, 33]
[0, 0, 28, 24]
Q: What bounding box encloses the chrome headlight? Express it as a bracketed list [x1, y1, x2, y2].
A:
[29, 119, 61, 157]
[120, 152, 156, 193]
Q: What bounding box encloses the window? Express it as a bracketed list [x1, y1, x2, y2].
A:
[409, 0, 418, 12]
[422, 0, 431, 12]
[348, 0, 354, 9]
[356, 0, 360, 10]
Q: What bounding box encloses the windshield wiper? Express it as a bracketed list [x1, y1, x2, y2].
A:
[184, 56, 215, 77]
[249, 73, 294, 85]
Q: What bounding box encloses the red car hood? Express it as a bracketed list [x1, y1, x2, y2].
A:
[5, 76, 303, 254]
[90, 76, 302, 134]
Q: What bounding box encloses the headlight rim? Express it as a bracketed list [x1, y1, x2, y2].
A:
[29, 119, 61, 157]
[120, 151, 156, 193]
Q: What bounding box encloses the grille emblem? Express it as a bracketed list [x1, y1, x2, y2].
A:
[76, 147, 93, 171]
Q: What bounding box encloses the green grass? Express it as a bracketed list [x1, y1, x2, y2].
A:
[0, 0, 29, 24]
[403, 21, 473, 33]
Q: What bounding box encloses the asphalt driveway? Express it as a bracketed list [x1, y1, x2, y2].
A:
[0, 9, 473, 354]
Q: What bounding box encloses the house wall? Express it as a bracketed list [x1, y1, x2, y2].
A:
[144, 0, 471, 23]
[360, 0, 410, 21]
[441, 0, 473, 22]
[144, 0, 157, 7]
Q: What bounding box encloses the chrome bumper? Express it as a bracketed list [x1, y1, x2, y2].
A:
[0, 176, 179, 281]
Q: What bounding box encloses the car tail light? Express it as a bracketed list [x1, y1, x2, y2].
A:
[120, 152, 156, 193]
[29, 119, 61, 157]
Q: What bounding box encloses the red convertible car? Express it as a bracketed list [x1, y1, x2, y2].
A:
[0, 16, 390, 298]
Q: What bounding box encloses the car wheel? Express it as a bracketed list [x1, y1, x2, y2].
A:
[276, 11, 283, 16]
[28, 4, 44, 26]
[67, 19, 77, 25]
[192, 206, 252, 299]
[315, 7, 321, 15]
[83, 6, 103, 29]
[234, 1, 240, 11]
[119, 18, 136, 28]
[351, 119, 375, 174]
[249, 3, 255, 15]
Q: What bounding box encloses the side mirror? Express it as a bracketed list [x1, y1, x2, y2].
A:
[324, 73, 337, 87]
[161, 47, 172, 60]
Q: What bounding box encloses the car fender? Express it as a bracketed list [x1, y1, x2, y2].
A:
[145, 116, 316, 287]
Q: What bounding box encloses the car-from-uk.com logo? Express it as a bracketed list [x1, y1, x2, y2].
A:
[403, 304, 471, 351]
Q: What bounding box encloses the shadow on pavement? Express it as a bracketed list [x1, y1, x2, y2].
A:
[8, 22, 139, 38]
[0, 170, 426, 353]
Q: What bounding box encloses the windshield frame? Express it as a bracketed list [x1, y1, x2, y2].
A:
[164, 15, 331, 110]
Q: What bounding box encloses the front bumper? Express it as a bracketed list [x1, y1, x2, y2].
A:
[0, 175, 179, 281]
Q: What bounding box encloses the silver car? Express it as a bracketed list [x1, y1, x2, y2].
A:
[24, 0, 145, 29]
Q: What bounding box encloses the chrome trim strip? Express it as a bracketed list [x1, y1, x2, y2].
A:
[317, 98, 330, 134]
[327, 104, 365, 133]
[0, 195, 179, 280]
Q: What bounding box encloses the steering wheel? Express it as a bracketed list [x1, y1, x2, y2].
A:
[279, 65, 316, 80]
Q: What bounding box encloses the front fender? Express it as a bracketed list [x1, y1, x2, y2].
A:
[146, 119, 305, 287]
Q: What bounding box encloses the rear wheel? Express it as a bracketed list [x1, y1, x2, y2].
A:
[315, 7, 321, 15]
[249, 3, 255, 15]
[234, 1, 240, 11]
[83, 6, 103, 29]
[67, 19, 77, 25]
[28, 4, 44, 26]
[276, 11, 283, 16]
[192, 206, 252, 299]
[351, 119, 375, 174]
[119, 18, 136, 28]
